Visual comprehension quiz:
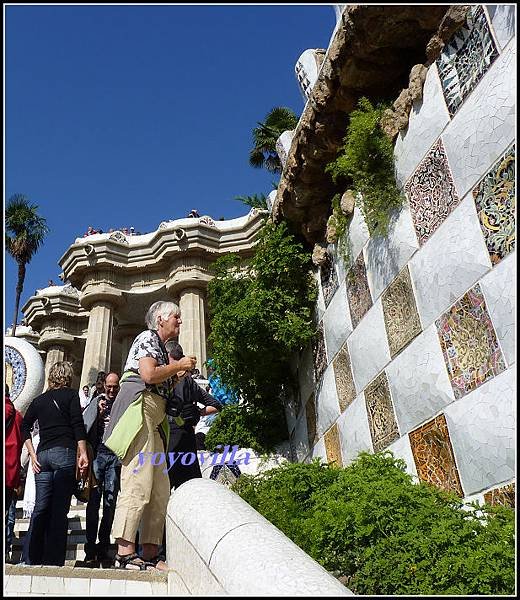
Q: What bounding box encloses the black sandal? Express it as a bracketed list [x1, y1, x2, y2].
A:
[113, 552, 149, 571]
[142, 555, 167, 570]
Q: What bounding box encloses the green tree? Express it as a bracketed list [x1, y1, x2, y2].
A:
[249, 107, 299, 174]
[5, 194, 49, 336]
[234, 193, 268, 210]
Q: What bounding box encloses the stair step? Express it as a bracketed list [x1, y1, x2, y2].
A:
[15, 518, 86, 533]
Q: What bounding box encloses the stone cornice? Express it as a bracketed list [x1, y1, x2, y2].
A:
[272, 4, 454, 245]
[22, 289, 89, 331]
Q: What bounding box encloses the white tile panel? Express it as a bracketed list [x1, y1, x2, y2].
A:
[409, 195, 492, 329]
[315, 365, 341, 437]
[386, 325, 456, 434]
[310, 436, 327, 462]
[347, 299, 391, 393]
[292, 411, 310, 462]
[479, 251, 516, 367]
[337, 392, 373, 466]
[486, 5, 516, 51]
[444, 366, 516, 496]
[386, 434, 419, 480]
[322, 281, 352, 361]
[443, 41, 516, 198]
[364, 204, 420, 300]
[395, 65, 451, 188]
[298, 344, 315, 412]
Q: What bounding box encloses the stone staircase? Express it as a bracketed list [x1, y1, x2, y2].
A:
[5, 498, 189, 595]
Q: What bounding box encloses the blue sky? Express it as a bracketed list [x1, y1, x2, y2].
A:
[5, 4, 336, 328]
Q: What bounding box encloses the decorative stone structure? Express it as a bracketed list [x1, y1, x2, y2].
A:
[4, 337, 45, 414]
[19, 210, 266, 387]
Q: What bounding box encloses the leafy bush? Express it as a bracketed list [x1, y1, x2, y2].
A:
[326, 97, 404, 237]
[207, 221, 317, 452]
[233, 452, 515, 595]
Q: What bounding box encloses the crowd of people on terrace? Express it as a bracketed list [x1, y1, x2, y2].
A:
[4, 300, 232, 571]
[84, 225, 141, 236]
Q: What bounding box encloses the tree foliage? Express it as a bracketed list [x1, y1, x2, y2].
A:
[234, 193, 269, 210]
[233, 452, 515, 595]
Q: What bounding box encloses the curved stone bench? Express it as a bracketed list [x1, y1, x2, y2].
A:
[166, 478, 353, 596]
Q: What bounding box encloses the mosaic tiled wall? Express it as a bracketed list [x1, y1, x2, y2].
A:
[484, 483, 515, 509]
[286, 5, 515, 502]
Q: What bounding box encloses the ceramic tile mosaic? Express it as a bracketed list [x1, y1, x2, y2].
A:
[409, 414, 464, 496]
[310, 436, 327, 463]
[364, 371, 400, 453]
[322, 281, 352, 361]
[436, 6, 499, 117]
[292, 412, 310, 462]
[305, 393, 318, 448]
[444, 366, 515, 495]
[395, 65, 451, 188]
[486, 5, 516, 50]
[479, 252, 516, 367]
[324, 422, 343, 467]
[484, 483, 515, 508]
[298, 344, 316, 409]
[320, 251, 339, 307]
[337, 392, 374, 466]
[332, 343, 356, 413]
[381, 266, 422, 358]
[315, 365, 341, 438]
[346, 251, 372, 328]
[442, 42, 515, 198]
[473, 145, 515, 265]
[405, 139, 461, 246]
[347, 299, 391, 394]
[386, 325, 455, 435]
[436, 284, 506, 399]
[364, 203, 420, 300]
[409, 195, 492, 330]
[312, 324, 328, 382]
[387, 435, 419, 479]
[336, 206, 370, 282]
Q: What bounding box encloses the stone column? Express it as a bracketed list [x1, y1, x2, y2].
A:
[80, 301, 114, 388]
[178, 287, 207, 375]
[120, 334, 135, 374]
[44, 345, 67, 389]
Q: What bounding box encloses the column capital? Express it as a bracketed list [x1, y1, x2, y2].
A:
[79, 285, 124, 311]
[38, 331, 76, 351]
[165, 274, 211, 298]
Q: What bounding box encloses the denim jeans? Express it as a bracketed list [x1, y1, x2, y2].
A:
[23, 446, 76, 566]
[85, 445, 120, 559]
[5, 493, 17, 555]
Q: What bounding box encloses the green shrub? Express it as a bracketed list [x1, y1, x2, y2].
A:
[326, 97, 404, 238]
[233, 452, 515, 595]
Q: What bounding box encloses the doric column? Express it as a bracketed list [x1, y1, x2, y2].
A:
[80, 301, 114, 388]
[178, 287, 207, 375]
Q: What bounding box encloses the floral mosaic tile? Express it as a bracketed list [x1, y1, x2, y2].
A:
[409, 413, 463, 496]
[405, 139, 460, 246]
[320, 251, 339, 307]
[435, 284, 506, 399]
[305, 393, 318, 448]
[312, 324, 328, 382]
[346, 251, 372, 328]
[473, 146, 515, 265]
[332, 343, 356, 412]
[484, 483, 515, 509]
[324, 422, 343, 467]
[382, 266, 422, 358]
[364, 371, 400, 453]
[436, 5, 499, 116]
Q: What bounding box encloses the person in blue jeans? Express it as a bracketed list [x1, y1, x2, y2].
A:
[21, 362, 89, 566]
[83, 372, 121, 566]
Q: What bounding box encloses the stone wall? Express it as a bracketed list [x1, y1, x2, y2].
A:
[287, 5, 515, 504]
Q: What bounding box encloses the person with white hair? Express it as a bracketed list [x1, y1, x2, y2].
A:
[103, 300, 196, 571]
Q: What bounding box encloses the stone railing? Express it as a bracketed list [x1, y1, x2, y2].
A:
[166, 478, 353, 596]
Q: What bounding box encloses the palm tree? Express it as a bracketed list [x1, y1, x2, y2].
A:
[6, 194, 49, 337]
[234, 193, 268, 210]
[249, 107, 299, 174]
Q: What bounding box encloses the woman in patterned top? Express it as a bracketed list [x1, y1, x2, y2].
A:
[109, 301, 196, 571]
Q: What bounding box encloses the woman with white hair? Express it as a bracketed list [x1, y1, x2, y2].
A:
[104, 300, 196, 571]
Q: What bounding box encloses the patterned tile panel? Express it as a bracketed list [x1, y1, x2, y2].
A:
[473, 145, 515, 265]
[405, 139, 460, 246]
[346, 251, 372, 328]
[305, 393, 318, 448]
[382, 266, 422, 358]
[436, 284, 506, 399]
[364, 371, 400, 453]
[312, 324, 328, 382]
[436, 5, 499, 116]
[409, 414, 463, 496]
[324, 422, 343, 467]
[484, 483, 515, 509]
[320, 251, 339, 307]
[332, 343, 356, 413]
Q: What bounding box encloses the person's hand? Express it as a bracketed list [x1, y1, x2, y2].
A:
[77, 452, 89, 474]
[98, 397, 107, 414]
[176, 356, 197, 372]
[30, 454, 41, 474]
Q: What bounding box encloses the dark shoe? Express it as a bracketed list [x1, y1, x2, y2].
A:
[83, 555, 98, 568]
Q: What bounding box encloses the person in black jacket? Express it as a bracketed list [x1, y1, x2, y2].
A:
[166, 341, 222, 489]
[21, 361, 88, 566]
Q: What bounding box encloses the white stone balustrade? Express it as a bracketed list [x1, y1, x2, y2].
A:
[166, 478, 352, 596]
